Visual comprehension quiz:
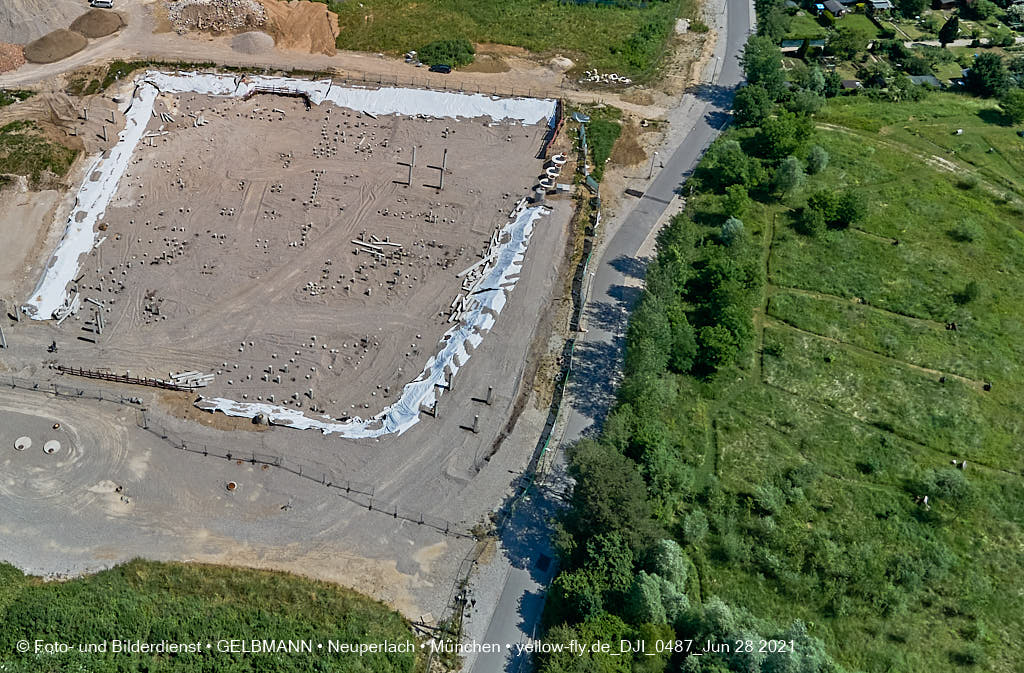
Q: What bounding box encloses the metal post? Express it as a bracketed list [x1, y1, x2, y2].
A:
[440, 148, 447, 190]
[0, 325, 6, 349]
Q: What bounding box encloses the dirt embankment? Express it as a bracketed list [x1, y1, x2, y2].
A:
[259, 0, 339, 57]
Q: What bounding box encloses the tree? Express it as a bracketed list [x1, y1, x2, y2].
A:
[1000, 88, 1024, 123]
[697, 324, 741, 370]
[649, 539, 689, 589]
[896, 0, 927, 19]
[759, 6, 792, 43]
[828, 25, 873, 60]
[967, 52, 1010, 98]
[772, 155, 804, 195]
[755, 110, 813, 160]
[733, 84, 774, 127]
[806, 145, 829, 174]
[834, 192, 866, 227]
[722, 183, 751, 217]
[785, 88, 825, 115]
[823, 70, 843, 98]
[939, 15, 959, 47]
[701, 139, 764, 190]
[1009, 4, 1024, 25]
[682, 509, 709, 545]
[795, 205, 826, 236]
[720, 217, 746, 246]
[625, 572, 667, 624]
[741, 35, 786, 99]
[967, 0, 996, 20]
[794, 65, 826, 94]
[565, 440, 659, 557]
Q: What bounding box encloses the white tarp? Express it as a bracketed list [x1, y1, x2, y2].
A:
[22, 84, 158, 319]
[142, 71, 558, 125]
[23, 71, 557, 320]
[196, 206, 548, 438]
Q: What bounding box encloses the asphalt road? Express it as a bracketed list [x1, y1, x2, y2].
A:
[465, 3, 753, 672]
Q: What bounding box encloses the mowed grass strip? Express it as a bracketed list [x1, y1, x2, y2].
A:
[331, 0, 692, 79]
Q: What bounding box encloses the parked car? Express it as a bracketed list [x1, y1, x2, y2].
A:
[90, 0, 114, 7]
[428, 64, 452, 74]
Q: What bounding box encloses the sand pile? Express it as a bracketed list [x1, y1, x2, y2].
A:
[23, 29, 87, 64]
[69, 9, 125, 39]
[231, 30, 274, 54]
[165, 0, 267, 34]
[0, 43, 25, 73]
[260, 0, 338, 56]
[0, 0, 86, 44]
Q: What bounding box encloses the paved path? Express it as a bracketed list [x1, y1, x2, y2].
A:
[463, 3, 753, 672]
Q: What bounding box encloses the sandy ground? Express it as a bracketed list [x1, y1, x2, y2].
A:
[0, 80, 574, 619]
[0, 0, 89, 45]
[40, 91, 547, 421]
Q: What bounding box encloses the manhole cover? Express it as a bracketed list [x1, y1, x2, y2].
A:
[43, 440, 61, 455]
[14, 436, 31, 451]
[225, 481, 238, 493]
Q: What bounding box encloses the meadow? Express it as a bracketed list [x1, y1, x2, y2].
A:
[541, 89, 1024, 673]
[329, 0, 695, 79]
[0, 560, 421, 673]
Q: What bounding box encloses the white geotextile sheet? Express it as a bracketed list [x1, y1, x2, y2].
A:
[196, 206, 547, 438]
[23, 71, 556, 320]
[22, 84, 158, 320]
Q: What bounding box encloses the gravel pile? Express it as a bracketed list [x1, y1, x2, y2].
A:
[231, 30, 274, 54]
[23, 28, 87, 64]
[165, 0, 267, 34]
[0, 42, 25, 72]
[69, 9, 125, 38]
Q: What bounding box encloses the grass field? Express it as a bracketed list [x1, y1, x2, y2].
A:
[786, 12, 826, 39]
[684, 94, 1024, 671]
[0, 120, 78, 188]
[545, 90, 1024, 673]
[330, 0, 695, 79]
[0, 560, 421, 673]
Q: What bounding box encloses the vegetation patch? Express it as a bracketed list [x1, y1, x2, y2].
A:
[0, 120, 78, 188]
[332, 0, 695, 80]
[417, 38, 475, 67]
[542, 35, 1024, 673]
[0, 560, 420, 673]
[0, 90, 33, 107]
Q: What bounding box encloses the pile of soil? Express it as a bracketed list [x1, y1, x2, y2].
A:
[260, 0, 338, 56]
[23, 29, 87, 64]
[69, 9, 125, 39]
[0, 0, 85, 44]
[0, 42, 25, 72]
[231, 30, 274, 54]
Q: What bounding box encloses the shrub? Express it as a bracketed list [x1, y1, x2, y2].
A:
[720, 217, 746, 246]
[417, 38, 475, 67]
[807, 145, 829, 174]
[949, 220, 983, 243]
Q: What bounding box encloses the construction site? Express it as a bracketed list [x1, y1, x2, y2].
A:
[0, 70, 574, 619]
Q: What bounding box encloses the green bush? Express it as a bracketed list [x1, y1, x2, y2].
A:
[417, 38, 475, 67]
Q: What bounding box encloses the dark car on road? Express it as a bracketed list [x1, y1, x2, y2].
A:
[428, 64, 452, 74]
